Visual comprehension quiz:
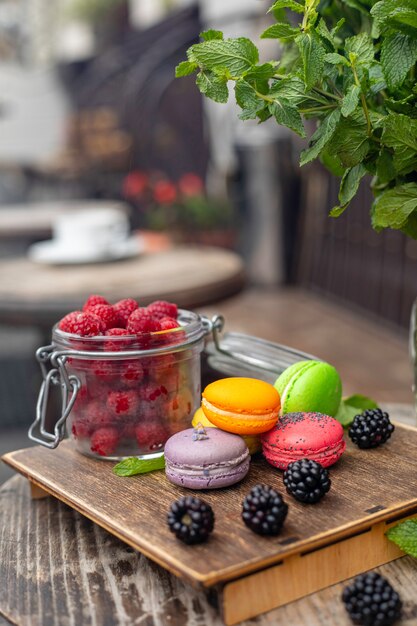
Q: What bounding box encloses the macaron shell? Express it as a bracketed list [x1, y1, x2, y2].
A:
[261, 412, 346, 469]
[164, 427, 248, 466]
[263, 439, 346, 470]
[201, 403, 278, 435]
[192, 408, 262, 454]
[203, 377, 280, 414]
[165, 456, 250, 489]
[275, 361, 342, 417]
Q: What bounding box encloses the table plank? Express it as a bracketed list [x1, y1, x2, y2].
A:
[1, 476, 417, 626]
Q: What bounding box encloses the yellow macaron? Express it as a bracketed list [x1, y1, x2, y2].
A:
[201, 377, 280, 435]
[192, 407, 262, 454]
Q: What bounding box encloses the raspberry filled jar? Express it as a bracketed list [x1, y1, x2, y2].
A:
[30, 310, 208, 460]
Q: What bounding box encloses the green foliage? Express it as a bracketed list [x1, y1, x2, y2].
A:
[176, 0, 417, 237]
[113, 456, 165, 477]
[386, 518, 417, 557]
[335, 394, 379, 427]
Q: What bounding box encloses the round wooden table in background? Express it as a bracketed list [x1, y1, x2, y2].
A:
[0, 246, 245, 329]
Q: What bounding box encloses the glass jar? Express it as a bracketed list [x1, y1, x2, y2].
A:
[30, 310, 207, 460]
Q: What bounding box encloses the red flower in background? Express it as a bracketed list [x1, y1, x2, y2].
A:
[178, 173, 204, 197]
[153, 180, 177, 205]
[122, 171, 148, 199]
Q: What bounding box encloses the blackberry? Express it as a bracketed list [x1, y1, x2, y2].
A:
[342, 572, 402, 626]
[242, 484, 288, 536]
[283, 459, 331, 504]
[167, 496, 214, 545]
[349, 409, 394, 449]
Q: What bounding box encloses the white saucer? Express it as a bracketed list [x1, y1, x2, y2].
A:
[28, 236, 143, 265]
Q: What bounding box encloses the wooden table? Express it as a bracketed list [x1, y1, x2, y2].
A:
[0, 246, 245, 329]
[1, 406, 416, 626]
[0, 478, 416, 626]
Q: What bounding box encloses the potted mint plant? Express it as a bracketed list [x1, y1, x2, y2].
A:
[176, 0, 417, 237]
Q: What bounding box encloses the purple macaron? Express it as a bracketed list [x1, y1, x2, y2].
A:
[164, 427, 250, 489]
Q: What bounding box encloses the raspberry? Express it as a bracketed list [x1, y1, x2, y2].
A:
[90, 427, 119, 456]
[113, 298, 139, 327]
[71, 419, 91, 439]
[87, 304, 119, 331]
[159, 317, 180, 331]
[58, 311, 104, 337]
[147, 300, 178, 320]
[127, 309, 162, 334]
[141, 382, 169, 403]
[91, 360, 116, 383]
[82, 294, 109, 311]
[135, 421, 169, 451]
[83, 399, 113, 427]
[120, 361, 144, 387]
[107, 390, 140, 416]
[104, 328, 132, 351]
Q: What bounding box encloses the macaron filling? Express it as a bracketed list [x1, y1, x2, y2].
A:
[201, 398, 278, 421]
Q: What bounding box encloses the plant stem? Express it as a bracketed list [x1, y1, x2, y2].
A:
[351, 63, 372, 135]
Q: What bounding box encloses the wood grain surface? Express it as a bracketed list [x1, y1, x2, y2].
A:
[0, 247, 244, 326]
[3, 424, 417, 588]
[1, 475, 417, 626]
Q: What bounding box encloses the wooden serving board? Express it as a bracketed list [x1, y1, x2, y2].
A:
[3, 423, 417, 625]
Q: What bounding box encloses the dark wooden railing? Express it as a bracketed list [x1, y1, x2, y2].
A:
[297, 163, 417, 330]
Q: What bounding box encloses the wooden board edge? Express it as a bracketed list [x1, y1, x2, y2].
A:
[220, 517, 411, 625]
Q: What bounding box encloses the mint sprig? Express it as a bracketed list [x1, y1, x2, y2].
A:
[386, 518, 417, 558]
[113, 456, 165, 477]
[177, 0, 417, 238]
[335, 394, 379, 427]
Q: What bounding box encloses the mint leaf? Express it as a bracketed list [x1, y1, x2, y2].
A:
[190, 38, 259, 75]
[372, 183, 417, 230]
[335, 394, 378, 427]
[328, 111, 370, 167]
[196, 70, 229, 103]
[175, 61, 198, 77]
[113, 456, 165, 477]
[261, 23, 300, 42]
[381, 33, 417, 90]
[334, 163, 367, 210]
[269, 76, 306, 105]
[345, 33, 374, 65]
[200, 30, 223, 41]
[388, 8, 417, 34]
[345, 394, 378, 410]
[269, 99, 306, 137]
[235, 79, 265, 118]
[316, 19, 336, 48]
[376, 149, 397, 183]
[341, 84, 361, 117]
[268, 0, 304, 13]
[244, 62, 278, 82]
[382, 113, 417, 174]
[300, 109, 341, 166]
[296, 32, 326, 90]
[386, 518, 417, 558]
[325, 52, 350, 67]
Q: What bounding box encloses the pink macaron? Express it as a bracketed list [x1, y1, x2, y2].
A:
[261, 412, 346, 470]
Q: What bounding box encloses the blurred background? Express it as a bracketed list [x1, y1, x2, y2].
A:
[0, 0, 415, 481]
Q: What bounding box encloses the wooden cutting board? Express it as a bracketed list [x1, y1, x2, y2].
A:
[3, 423, 417, 625]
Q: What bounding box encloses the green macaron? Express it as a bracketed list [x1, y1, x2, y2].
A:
[274, 360, 342, 417]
